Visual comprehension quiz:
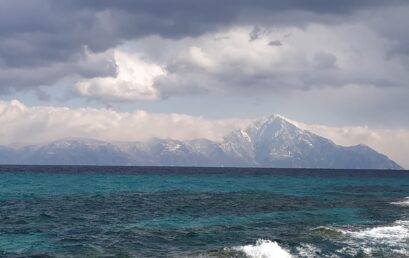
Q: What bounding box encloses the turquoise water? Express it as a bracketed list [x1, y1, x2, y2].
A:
[0, 166, 408, 257]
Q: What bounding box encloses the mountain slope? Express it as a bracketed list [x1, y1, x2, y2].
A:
[0, 115, 402, 169]
[19, 139, 129, 166]
[222, 115, 401, 169]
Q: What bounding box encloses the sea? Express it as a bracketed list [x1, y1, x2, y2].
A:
[0, 165, 408, 258]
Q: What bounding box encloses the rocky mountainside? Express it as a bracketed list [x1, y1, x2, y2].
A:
[0, 115, 402, 169]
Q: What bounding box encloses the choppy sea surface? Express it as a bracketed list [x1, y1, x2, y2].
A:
[0, 166, 408, 258]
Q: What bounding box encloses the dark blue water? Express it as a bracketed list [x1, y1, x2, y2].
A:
[0, 166, 408, 257]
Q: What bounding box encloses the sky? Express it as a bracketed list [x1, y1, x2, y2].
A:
[0, 0, 408, 168]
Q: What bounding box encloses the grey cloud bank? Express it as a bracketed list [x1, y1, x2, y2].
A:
[1, 0, 408, 90]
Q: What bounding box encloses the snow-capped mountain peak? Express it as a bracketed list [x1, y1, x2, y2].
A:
[0, 114, 402, 169]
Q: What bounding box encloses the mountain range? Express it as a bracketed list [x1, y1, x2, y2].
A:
[0, 115, 402, 169]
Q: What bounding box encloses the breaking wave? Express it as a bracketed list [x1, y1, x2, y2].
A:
[391, 197, 409, 206]
[233, 239, 293, 258]
[225, 217, 409, 258]
[336, 220, 409, 256]
[195, 219, 409, 258]
[294, 243, 322, 258]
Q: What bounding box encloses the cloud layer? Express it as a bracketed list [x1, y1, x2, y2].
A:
[0, 100, 250, 145]
[0, 100, 407, 168]
[71, 22, 409, 105]
[1, 1, 409, 98]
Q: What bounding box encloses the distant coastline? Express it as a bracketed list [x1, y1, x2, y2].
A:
[0, 115, 402, 169]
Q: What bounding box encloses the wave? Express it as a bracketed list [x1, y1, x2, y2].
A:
[230, 240, 327, 258]
[232, 239, 293, 258]
[224, 218, 409, 258]
[343, 220, 409, 242]
[334, 220, 409, 256]
[295, 243, 323, 258]
[391, 197, 409, 206]
[309, 226, 343, 238]
[220, 220, 409, 258]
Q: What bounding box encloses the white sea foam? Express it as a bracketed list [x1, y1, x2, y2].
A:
[338, 220, 409, 256]
[391, 197, 409, 206]
[295, 243, 323, 258]
[228, 216, 409, 258]
[343, 220, 409, 242]
[233, 239, 293, 258]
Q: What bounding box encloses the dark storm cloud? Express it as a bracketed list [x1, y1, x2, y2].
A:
[0, 0, 407, 92]
[64, 0, 406, 16]
[268, 40, 282, 47]
[0, 0, 406, 68]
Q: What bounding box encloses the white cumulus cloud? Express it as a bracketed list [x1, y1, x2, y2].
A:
[76, 50, 166, 101]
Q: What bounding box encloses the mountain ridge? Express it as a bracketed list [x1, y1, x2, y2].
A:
[0, 115, 402, 169]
